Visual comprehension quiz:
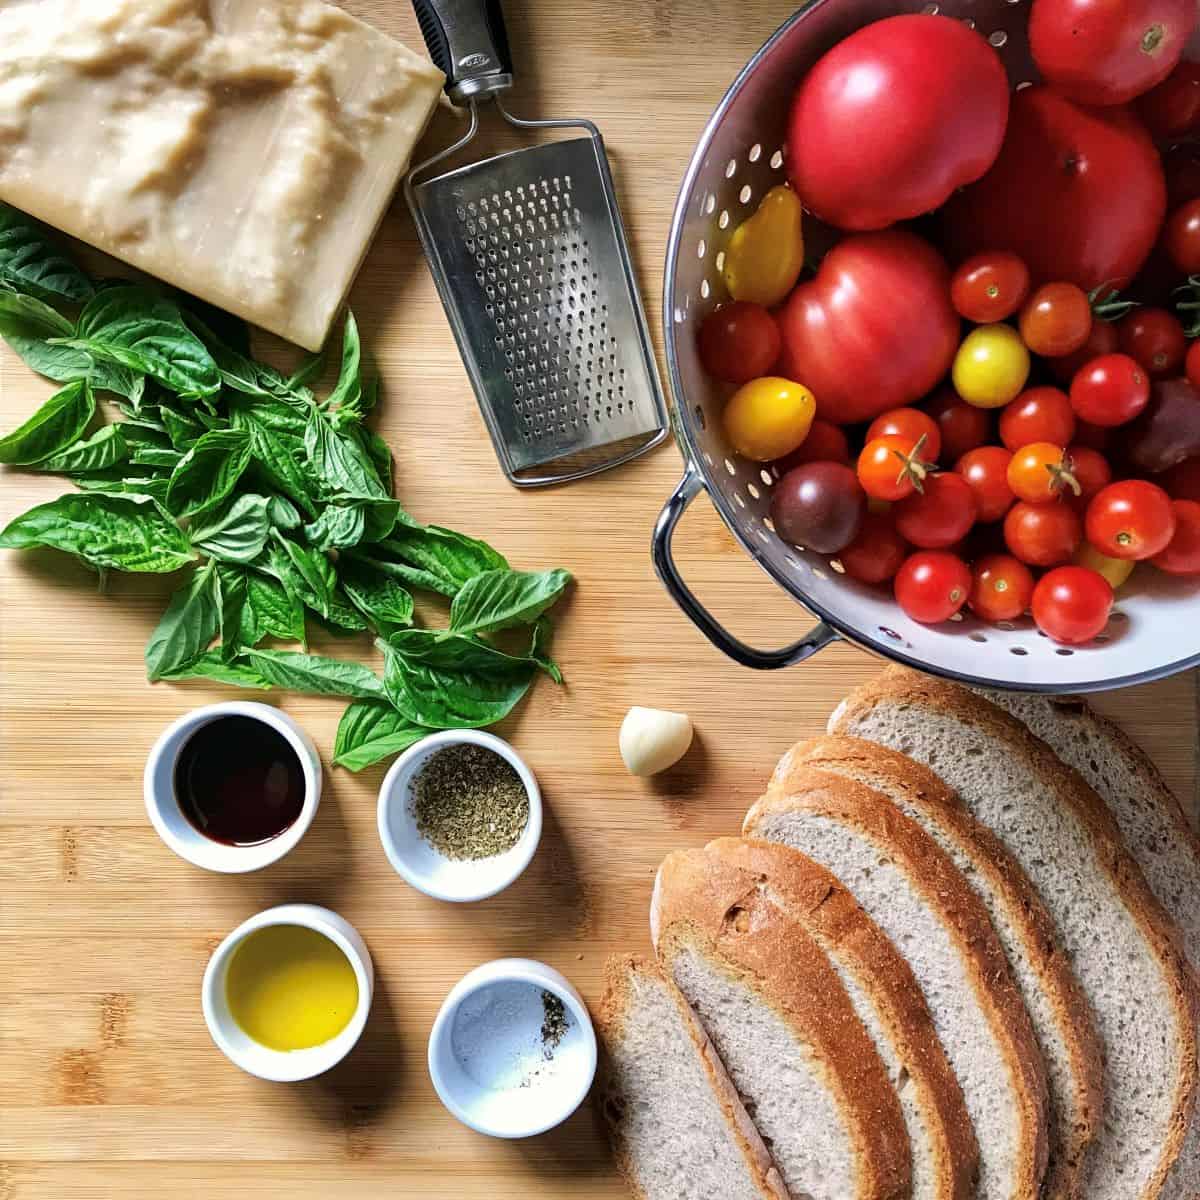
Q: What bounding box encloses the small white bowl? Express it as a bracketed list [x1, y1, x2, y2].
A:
[144, 701, 321, 873]
[377, 730, 542, 902]
[202, 903, 374, 1082]
[428, 958, 597, 1138]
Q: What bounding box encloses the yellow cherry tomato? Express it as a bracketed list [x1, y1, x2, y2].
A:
[951, 324, 1031, 409]
[723, 376, 815, 462]
[723, 185, 805, 308]
[1074, 541, 1135, 590]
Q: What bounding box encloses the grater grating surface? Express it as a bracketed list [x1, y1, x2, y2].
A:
[410, 136, 665, 479]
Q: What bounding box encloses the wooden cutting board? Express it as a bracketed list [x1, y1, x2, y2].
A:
[1, 2, 1196, 1197]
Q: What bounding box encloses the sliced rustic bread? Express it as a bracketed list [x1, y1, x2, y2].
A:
[784, 735, 1102, 1200]
[652, 861, 912, 1200]
[654, 838, 979, 1200]
[829, 668, 1198, 1200]
[744, 767, 1049, 1200]
[597, 955, 789, 1200]
[981, 690, 1200, 1200]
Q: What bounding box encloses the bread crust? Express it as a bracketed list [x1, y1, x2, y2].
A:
[783, 735, 1104, 1200]
[745, 767, 1051, 1200]
[597, 954, 790, 1200]
[699, 836, 980, 1200]
[831, 667, 1200, 1199]
[652, 860, 912, 1200]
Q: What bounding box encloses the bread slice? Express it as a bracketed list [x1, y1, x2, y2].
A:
[744, 767, 1050, 1200]
[829, 667, 1198, 1200]
[651, 858, 912, 1200]
[981, 690, 1200, 1200]
[654, 838, 979, 1200]
[784, 735, 1102, 1200]
[597, 955, 789, 1200]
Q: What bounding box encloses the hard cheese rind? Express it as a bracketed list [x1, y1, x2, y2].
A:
[0, 0, 445, 350]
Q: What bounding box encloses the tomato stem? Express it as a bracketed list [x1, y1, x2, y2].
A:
[1051, 457, 1082, 497]
[890, 432, 933, 494]
[1142, 23, 1165, 55]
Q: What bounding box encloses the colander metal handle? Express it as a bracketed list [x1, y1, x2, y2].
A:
[653, 468, 839, 670]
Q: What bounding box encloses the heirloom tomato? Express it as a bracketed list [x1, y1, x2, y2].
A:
[777, 232, 959, 424]
[787, 14, 1009, 231]
[723, 377, 815, 461]
[1137, 60, 1200, 140]
[697, 302, 781, 383]
[839, 513, 910, 584]
[722, 186, 805, 308]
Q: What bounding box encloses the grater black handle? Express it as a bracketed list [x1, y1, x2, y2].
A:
[412, 0, 514, 106]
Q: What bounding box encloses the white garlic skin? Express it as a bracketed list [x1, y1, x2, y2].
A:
[619, 707, 694, 777]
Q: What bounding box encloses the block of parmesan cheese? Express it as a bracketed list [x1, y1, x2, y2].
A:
[0, 0, 445, 349]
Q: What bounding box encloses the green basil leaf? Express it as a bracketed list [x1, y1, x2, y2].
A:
[165, 428, 252, 519]
[190, 493, 271, 563]
[0, 205, 93, 302]
[373, 522, 509, 596]
[0, 379, 95, 465]
[230, 407, 317, 519]
[186, 312, 304, 401]
[73, 471, 170, 502]
[332, 700, 427, 771]
[0, 287, 74, 338]
[214, 564, 247, 662]
[270, 534, 335, 618]
[160, 404, 206, 450]
[325, 312, 362, 414]
[266, 494, 302, 530]
[32, 424, 127, 474]
[158, 648, 271, 690]
[339, 559, 414, 630]
[241, 570, 306, 646]
[145, 562, 220, 679]
[314, 589, 369, 633]
[303, 503, 365, 551]
[68, 286, 219, 399]
[0, 491, 193, 572]
[304, 409, 386, 498]
[240, 648, 385, 700]
[380, 630, 535, 729]
[528, 616, 563, 684]
[129, 444, 184, 470]
[360, 424, 392, 493]
[449, 568, 571, 636]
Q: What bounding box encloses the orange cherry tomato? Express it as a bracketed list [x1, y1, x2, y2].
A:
[857, 435, 933, 502]
[968, 553, 1035, 622]
[866, 407, 942, 463]
[1004, 500, 1082, 566]
[1018, 282, 1093, 358]
[1006, 442, 1080, 504]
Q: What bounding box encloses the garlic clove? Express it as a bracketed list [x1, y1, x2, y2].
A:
[619, 706, 694, 777]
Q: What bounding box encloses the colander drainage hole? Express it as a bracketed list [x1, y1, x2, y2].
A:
[1055, 648, 1074, 656]
[969, 632, 987, 643]
[695, 405, 706, 430]
[769, 149, 784, 170]
[749, 143, 763, 162]
[879, 626, 903, 642]
[1010, 646, 1029, 656]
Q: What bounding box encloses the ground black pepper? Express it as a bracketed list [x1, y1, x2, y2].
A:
[540, 990, 569, 1059]
[410, 743, 529, 860]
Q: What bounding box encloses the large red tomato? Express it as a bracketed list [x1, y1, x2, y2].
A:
[941, 87, 1166, 291]
[1030, 0, 1196, 107]
[777, 232, 960, 425]
[787, 14, 1010, 231]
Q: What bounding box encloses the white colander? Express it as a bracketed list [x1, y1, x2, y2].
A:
[654, 0, 1200, 693]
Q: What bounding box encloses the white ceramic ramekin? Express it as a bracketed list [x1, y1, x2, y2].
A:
[144, 701, 321, 873]
[428, 958, 597, 1138]
[377, 729, 542, 902]
[202, 903, 374, 1082]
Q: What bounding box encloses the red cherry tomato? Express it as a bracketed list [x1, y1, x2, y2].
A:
[1004, 500, 1083, 566]
[999, 387, 1076, 451]
[1117, 307, 1187, 379]
[1161, 456, 1200, 501]
[866, 407, 942, 464]
[924, 387, 993, 465]
[697, 301, 782, 383]
[857, 435, 933, 502]
[777, 418, 852, 471]
[894, 551, 972, 624]
[1007, 442, 1078, 504]
[839, 512, 910, 584]
[1019, 282, 1094, 357]
[1029, 0, 1196, 107]
[1031, 566, 1114, 645]
[1151, 499, 1200, 574]
[1165, 197, 1200, 274]
[1064, 445, 1112, 506]
[1048, 318, 1120, 384]
[893, 472, 979, 549]
[1070, 354, 1151, 426]
[1186, 340, 1200, 391]
[950, 252, 1031, 324]
[1086, 479, 1177, 559]
[1137, 60, 1200, 140]
[968, 553, 1035, 622]
[956, 446, 1016, 522]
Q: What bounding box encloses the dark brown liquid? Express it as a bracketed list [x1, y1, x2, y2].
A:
[175, 716, 305, 846]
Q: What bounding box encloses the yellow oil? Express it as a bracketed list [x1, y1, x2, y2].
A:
[225, 925, 358, 1052]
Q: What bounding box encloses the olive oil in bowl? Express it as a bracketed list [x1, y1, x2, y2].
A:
[226, 924, 359, 1052]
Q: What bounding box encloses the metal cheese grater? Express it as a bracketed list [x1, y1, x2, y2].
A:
[405, 0, 668, 487]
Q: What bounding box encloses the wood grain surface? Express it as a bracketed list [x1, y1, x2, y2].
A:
[1, 2, 1196, 1197]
